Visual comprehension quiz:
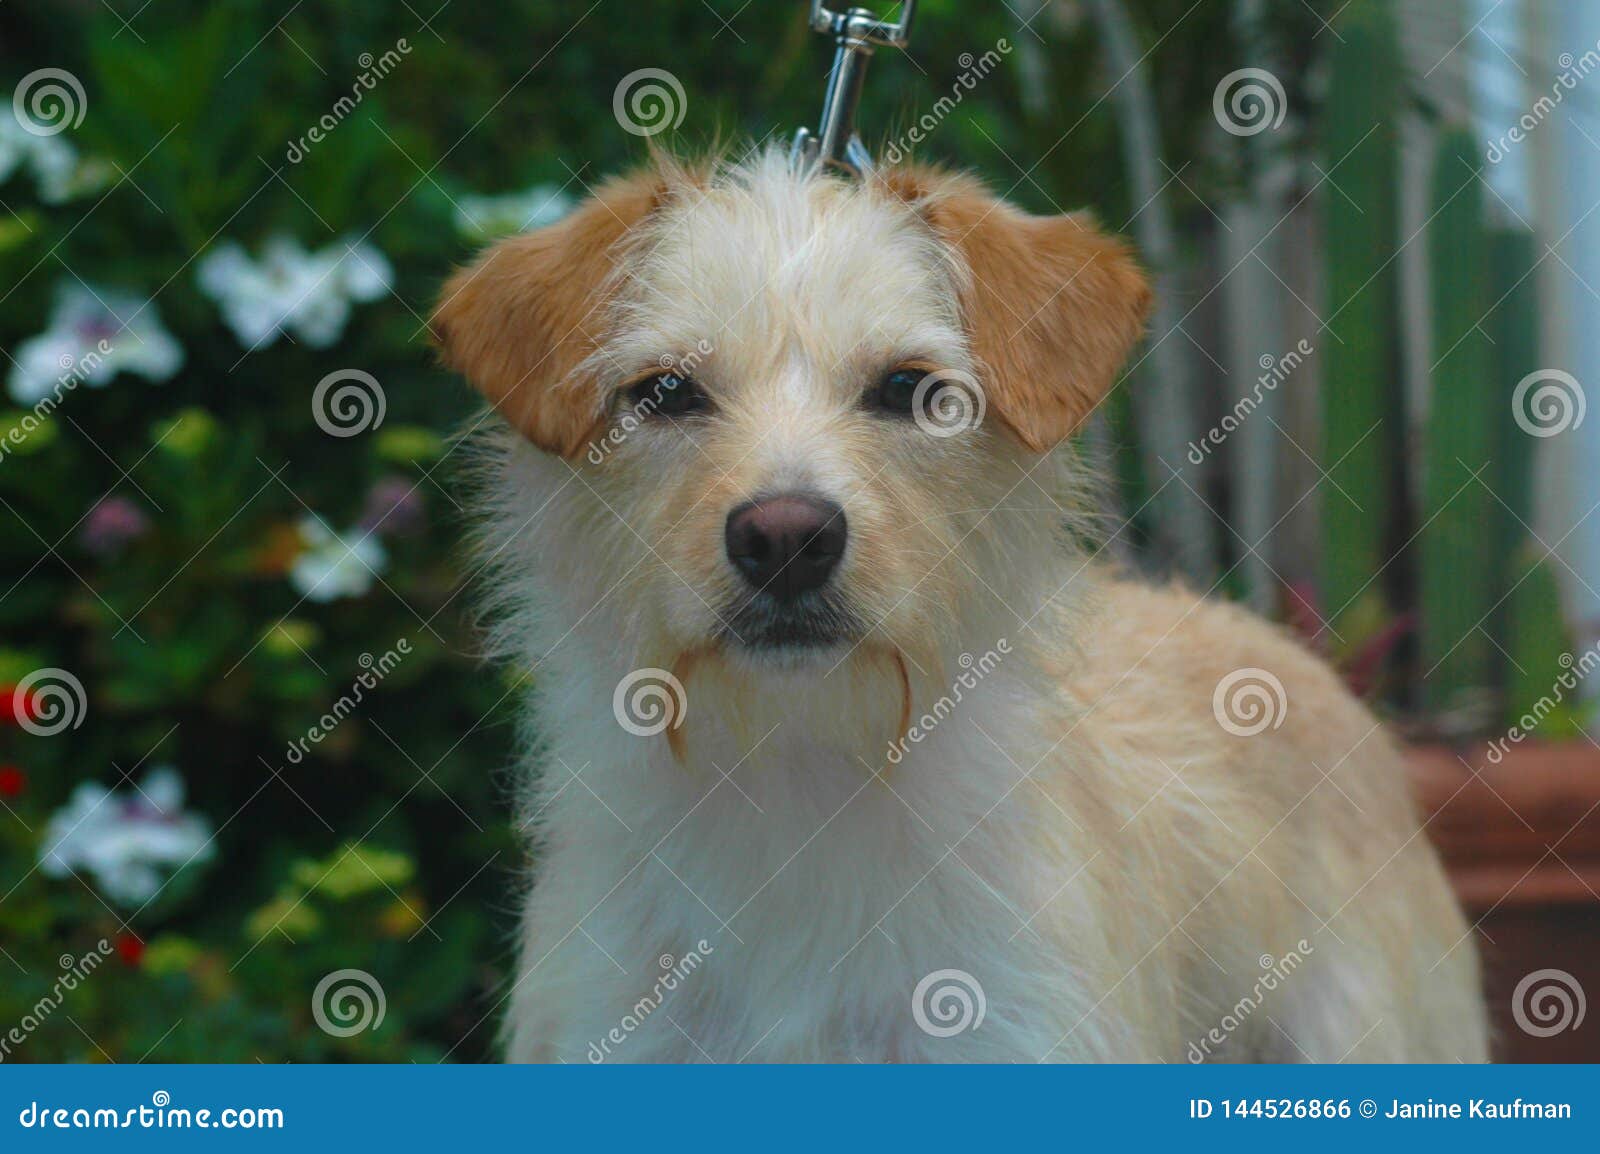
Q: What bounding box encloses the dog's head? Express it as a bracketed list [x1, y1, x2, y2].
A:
[435, 151, 1148, 678]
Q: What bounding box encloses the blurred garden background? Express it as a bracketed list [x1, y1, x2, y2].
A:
[3, 0, 1599, 1062]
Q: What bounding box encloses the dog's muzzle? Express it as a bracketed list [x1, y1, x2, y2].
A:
[723, 494, 859, 650]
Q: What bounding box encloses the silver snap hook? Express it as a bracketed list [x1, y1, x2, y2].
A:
[790, 2, 917, 179]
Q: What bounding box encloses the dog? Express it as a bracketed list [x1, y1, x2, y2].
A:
[433, 148, 1488, 1062]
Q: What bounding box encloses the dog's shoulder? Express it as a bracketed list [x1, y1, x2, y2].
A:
[1055, 570, 1376, 750]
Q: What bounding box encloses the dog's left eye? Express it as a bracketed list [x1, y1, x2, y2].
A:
[873, 368, 927, 415]
[628, 372, 707, 417]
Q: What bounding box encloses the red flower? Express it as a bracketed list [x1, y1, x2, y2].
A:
[115, 933, 145, 967]
[0, 685, 17, 727]
[0, 766, 23, 797]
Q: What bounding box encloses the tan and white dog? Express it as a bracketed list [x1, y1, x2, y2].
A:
[434, 149, 1488, 1063]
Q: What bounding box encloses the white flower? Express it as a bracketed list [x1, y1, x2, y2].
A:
[197, 234, 393, 349]
[38, 766, 215, 907]
[7, 283, 184, 405]
[288, 515, 388, 602]
[453, 183, 573, 240]
[0, 113, 110, 203]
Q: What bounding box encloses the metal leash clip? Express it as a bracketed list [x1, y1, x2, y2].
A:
[790, 1, 916, 179]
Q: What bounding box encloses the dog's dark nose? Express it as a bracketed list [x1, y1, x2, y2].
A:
[724, 495, 847, 599]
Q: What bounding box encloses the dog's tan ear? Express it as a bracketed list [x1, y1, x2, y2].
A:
[882, 168, 1152, 453]
[432, 173, 665, 457]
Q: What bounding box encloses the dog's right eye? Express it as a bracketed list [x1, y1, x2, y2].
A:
[626, 371, 708, 418]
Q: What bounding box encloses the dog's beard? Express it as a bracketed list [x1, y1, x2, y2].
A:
[719, 591, 866, 657]
[665, 638, 912, 771]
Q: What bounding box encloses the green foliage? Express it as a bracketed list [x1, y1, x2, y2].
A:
[0, 0, 570, 1062]
[1419, 127, 1497, 722]
[1320, 0, 1405, 655]
[1503, 545, 1584, 739]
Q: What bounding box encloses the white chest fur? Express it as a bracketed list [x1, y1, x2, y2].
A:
[505, 653, 1133, 1064]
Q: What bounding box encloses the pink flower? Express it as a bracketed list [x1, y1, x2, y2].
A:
[358, 475, 425, 537]
[80, 496, 150, 557]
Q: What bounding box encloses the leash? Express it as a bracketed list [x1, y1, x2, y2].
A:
[790, 1, 916, 179]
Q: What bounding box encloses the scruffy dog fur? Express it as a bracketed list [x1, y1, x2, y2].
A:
[434, 149, 1488, 1063]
